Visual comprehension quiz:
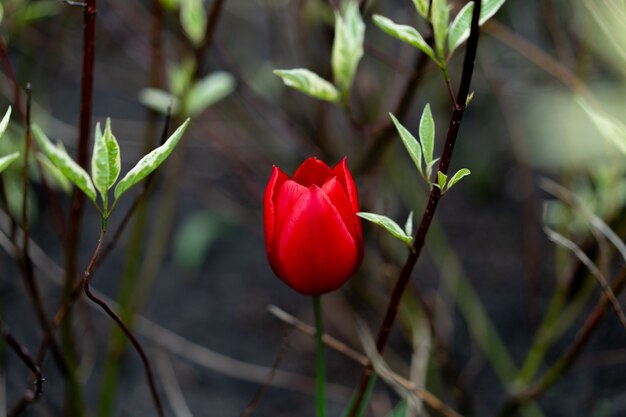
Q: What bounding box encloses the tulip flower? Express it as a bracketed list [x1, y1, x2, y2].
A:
[264, 157, 363, 295]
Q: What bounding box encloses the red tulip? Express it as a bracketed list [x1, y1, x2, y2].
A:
[264, 157, 363, 295]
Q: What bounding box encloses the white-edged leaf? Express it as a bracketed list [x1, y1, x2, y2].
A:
[404, 211, 414, 237]
[373, 15, 438, 64]
[578, 98, 626, 155]
[139, 88, 179, 115]
[186, 71, 235, 116]
[358, 212, 412, 246]
[436, 171, 447, 190]
[168, 58, 196, 97]
[412, 0, 429, 17]
[448, 2, 474, 54]
[426, 157, 440, 180]
[91, 119, 121, 207]
[0, 106, 11, 138]
[332, 1, 365, 94]
[180, 0, 206, 46]
[114, 118, 190, 200]
[36, 153, 71, 193]
[389, 113, 423, 176]
[446, 168, 471, 191]
[0, 152, 19, 174]
[447, 0, 507, 55]
[273, 69, 340, 103]
[32, 125, 97, 203]
[419, 104, 435, 165]
[431, 0, 450, 60]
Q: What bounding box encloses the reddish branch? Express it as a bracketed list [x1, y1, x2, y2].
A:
[349, 1, 482, 415]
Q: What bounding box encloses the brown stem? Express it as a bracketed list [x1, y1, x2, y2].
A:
[348, 2, 482, 415]
[59, 2, 97, 413]
[0, 39, 66, 240]
[1, 320, 43, 415]
[83, 227, 165, 417]
[193, 0, 227, 78]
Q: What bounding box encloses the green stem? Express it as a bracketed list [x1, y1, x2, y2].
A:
[313, 295, 327, 417]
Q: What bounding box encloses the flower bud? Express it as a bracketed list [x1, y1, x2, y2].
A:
[264, 157, 363, 295]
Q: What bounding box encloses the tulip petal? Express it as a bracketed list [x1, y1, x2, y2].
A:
[292, 157, 334, 187]
[276, 185, 359, 295]
[270, 178, 308, 278]
[332, 157, 363, 252]
[321, 177, 357, 241]
[264, 166, 288, 256]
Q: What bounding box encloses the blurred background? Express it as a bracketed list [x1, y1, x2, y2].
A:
[1, 0, 626, 416]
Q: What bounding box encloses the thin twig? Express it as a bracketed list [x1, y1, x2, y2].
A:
[83, 226, 165, 417]
[155, 349, 194, 417]
[543, 227, 626, 332]
[268, 305, 368, 366]
[349, 2, 482, 415]
[356, 321, 464, 417]
[1, 319, 43, 417]
[497, 267, 626, 416]
[0, 221, 353, 401]
[240, 327, 293, 417]
[356, 35, 433, 176]
[193, 0, 227, 78]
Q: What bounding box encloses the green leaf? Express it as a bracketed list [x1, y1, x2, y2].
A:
[389, 113, 423, 176]
[404, 211, 414, 237]
[372, 15, 438, 64]
[32, 125, 97, 203]
[436, 171, 447, 190]
[168, 58, 196, 97]
[578, 98, 626, 155]
[36, 153, 71, 193]
[448, 2, 474, 54]
[419, 104, 435, 165]
[358, 212, 412, 246]
[186, 71, 235, 116]
[0, 152, 19, 174]
[426, 157, 440, 180]
[180, 0, 206, 46]
[91, 119, 121, 208]
[0, 106, 11, 139]
[431, 0, 450, 60]
[446, 168, 471, 191]
[114, 118, 190, 200]
[332, 1, 365, 94]
[160, 0, 179, 11]
[412, 0, 429, 17]
[447, 0, 507, 55]
[273, 69, 340, 103]
[173, 211, 223, 272]
[139, 88, 179, 115]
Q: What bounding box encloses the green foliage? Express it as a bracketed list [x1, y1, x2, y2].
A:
[448, 0, 507, 55]
[91, 119, 121, 210]
[419, 104, 435, 167]
[273, 69, 340, 103]
[0, 106, 11, 138]
[114, 118, 191, 201]
[372, 15, 438, 65]
[430, 0, 450, 61]
[357, 212, 413, 246]
[0, 153, 20, 174]
[180, 0, 206, 45]
[186, 72, 236, 116]
[332, 1, 365, 94]
[32, 125, 98, 203]
[139, 88, 179, 115]
[174, 211, 224, 272]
